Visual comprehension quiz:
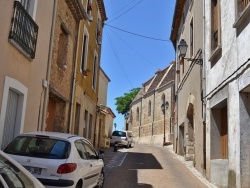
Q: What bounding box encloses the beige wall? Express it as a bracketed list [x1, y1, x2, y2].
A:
[0, 1, 54, 148]
[72, 0, 106, 144]
[172, 0, 205, 175]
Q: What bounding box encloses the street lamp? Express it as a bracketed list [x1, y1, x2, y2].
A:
[178, 39, 203, 65]
[161, 101, 169, 146]
[114, 123, 117, 130]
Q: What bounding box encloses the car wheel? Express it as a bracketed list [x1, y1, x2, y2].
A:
[95, 170, 105, 188]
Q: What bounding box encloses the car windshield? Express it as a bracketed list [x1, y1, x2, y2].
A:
[0, 154, 34, 188]
[4, 136, 70, 159]
[112, 131, 126, 137]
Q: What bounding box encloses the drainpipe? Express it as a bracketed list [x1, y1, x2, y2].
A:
[37, 88, 45, 131]
[202, 0, 207, 170]
[202, 0, 206, 115]
[41, 0, 57, 131]
[170, 81, 174, 134]
[175, 44, 179, 153]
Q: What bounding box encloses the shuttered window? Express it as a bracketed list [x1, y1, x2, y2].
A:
[211, 0, 221, 52]
[2, 90, 19, 149]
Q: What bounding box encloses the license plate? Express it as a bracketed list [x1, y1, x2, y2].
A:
[24, 166, 42, 175]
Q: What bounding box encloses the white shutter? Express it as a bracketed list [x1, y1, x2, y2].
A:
[1, 90, 19, 149]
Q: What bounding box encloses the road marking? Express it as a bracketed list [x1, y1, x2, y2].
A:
[118, 153, 127, 166]
[105, 152, 127, 167]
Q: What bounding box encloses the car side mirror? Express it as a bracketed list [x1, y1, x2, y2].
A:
[98, 150, 104, 159]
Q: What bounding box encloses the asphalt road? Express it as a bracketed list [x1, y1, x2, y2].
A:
[102, 144, 216, 188]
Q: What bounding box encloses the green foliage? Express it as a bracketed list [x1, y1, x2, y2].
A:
[115, 88, 141, 115]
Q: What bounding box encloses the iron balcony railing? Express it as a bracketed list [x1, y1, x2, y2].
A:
[9, 1, 38, 59]
[242, 0, 250, 9]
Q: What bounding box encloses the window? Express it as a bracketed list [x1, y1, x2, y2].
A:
[9, 1, 38, 59]
[233, 0, 250, 34]
[57, 25, 69, 68]
[82, 139, 97, 159]
[148, 101, 151, 116]
[4, 136, 70, 159]
[81, 30, 89, 73]
[239, 0, 250, 14]
[190, 19, 194, 57]
[210, 0, 222, 66]
[88, 114, 93, 139]
[75, 140, 87, 159]
[136, 107, 139, 121]
[112, 131, 126, 137]
[96, 18, 102, 44]
[162, 94, 166, 105]
[211, 0, 221, 52]
[20, 0, 37, 18]
[83, 110, 88, 138]
[129, 110, 133, 123]
[87, 0, 92, 17]
[0, 154, 34, 187]
[74, 103, 80, 135]
[92, 54, 98, 90]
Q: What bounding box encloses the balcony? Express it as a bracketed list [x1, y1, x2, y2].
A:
[65, 0, 88, 21]
[9, 1, 38, 59]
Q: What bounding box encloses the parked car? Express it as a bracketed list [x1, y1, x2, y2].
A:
[0, 150, 44, 188]
[4, 131, 105, 188]
[110, 130, 133, 148]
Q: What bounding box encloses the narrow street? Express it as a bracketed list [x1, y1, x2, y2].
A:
[102, 144, 216, 188]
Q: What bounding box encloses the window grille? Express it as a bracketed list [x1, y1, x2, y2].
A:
[9, 1, 38, 59]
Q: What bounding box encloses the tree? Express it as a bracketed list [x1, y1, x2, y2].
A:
[115, 88, 141, 115]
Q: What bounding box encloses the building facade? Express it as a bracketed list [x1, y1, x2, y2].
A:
[128, 62, 175, 146]
[204, 0, 250, 187]
[0, 0, 54, 149]
[170, 0, 205, 176]
[96, 68, 115, 148]
[44, 0, 89, 133]
[71, 0, 107, 145]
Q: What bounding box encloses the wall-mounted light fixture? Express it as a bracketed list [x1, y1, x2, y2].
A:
[178, 39, 203, 65]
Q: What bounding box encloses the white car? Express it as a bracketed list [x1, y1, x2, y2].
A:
[0, 150, 44, 188]
[4, 131, 104, 188]
[110, 130, 133, 148]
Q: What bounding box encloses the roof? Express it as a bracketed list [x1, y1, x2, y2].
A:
[97, 0, 107, 21]
[131, 61, 175, 103]
[170, 0, 185, 48]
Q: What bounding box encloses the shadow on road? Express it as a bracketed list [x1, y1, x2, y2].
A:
[104, 152, 161, 188]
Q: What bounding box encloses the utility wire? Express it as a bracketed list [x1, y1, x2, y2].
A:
[108, 0, 138, 19]
[204, 58, 250, 100]
[107, 0, 145, 23]
[108, 28, 160, 70]
[105, 30, 135, 88]
[105, 23, 171, 42]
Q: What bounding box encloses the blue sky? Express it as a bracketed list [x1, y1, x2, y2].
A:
[100, 0, 176, 131]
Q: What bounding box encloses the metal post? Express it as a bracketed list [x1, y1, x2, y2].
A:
[163, 110, 166, 146]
